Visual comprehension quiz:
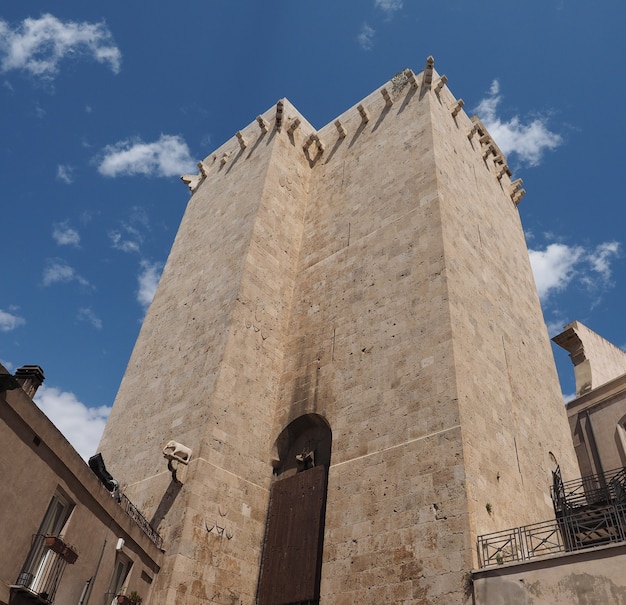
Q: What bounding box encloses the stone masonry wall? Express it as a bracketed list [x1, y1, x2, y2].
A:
[99, 60, 579, 605]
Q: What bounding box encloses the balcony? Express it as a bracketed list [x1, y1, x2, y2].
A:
[11, 534, 76, 604]
[477, 467, 626, 568]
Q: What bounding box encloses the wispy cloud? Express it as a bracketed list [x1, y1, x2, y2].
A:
[77, 307, 102, 330]
[56, 164, 74, 184]
[474, 80, 562, 167]
[109, 207, 150, 254]
[34, 385, 111, 460]
[109, 227, 142, 253]
[0, 359, 15, 372]
[137, 260, 163, 309]
[42, 259, 90, 287]
[52, 222, 80, 247]
[0, 308, 25, 332]
[529, 241, 620, 301]
[0, 14, 121, 79]
[97, 134, 196, 178]
[357, 23, 376, 50]
[375, 0, 403, 17]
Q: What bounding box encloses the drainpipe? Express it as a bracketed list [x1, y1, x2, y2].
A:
[80, 539, 106, 605]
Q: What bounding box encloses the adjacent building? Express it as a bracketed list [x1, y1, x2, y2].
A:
[0, 365, 162, 605]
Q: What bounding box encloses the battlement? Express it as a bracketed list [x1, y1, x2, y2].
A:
[182, 56, 524, 205]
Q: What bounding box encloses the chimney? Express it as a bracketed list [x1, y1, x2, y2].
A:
[14, 365, 45, 398]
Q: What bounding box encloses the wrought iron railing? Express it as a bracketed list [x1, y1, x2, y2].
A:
[477, 502, 626, 568]
[551, 466, 626, 514]
[13, 534, 68, 604]
[119, 494, 163, 549]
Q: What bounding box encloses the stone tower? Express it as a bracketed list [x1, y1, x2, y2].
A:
[98, 58, 578, 604]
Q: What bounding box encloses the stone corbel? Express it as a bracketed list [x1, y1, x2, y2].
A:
[275, 100, 284, 130]
[451, 99, 464, 117]
[423, 56, 435, 89]
[380, 87, 393, 107]
[236, 131, 247, 150]
[434, 75, 448, 95]
[334, 119, 347, 138]
[357, 104, 369, 124]
[256, 115, 269, 134]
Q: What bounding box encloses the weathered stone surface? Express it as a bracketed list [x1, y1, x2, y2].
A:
[99, 64, 578, 604]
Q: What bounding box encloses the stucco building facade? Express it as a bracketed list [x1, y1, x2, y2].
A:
[0, 365, 162, 605]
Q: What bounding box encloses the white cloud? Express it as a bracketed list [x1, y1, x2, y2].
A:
[52, 222, 80, 247]
[0, 14, 121, 79]
[109, 209, 150, 253]
[56, 164, 74, 184]
[97, 134, 196, 178]
[0, 308, 25, 332]
[375, 0, 403, 15]
[357, 24, 375, 51]
[42, 259, 90, 287]
[474, 80, 562, 167]
[34, 385, 111, 461]
[109, 229, 141, 253]
[0, 359, 15, 372]
[77, 307, 102, 330]
[529, 243, 583, 300]
[587, 241, 620, 281]
[529, 241, 621, 302]
[137, 260, 163, 309]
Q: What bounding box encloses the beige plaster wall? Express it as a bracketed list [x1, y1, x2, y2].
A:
[0, 369, 160, 605]
[473, 544, 626, 605]
[554, 321, 626, 396]
[567, 373, 626, 476]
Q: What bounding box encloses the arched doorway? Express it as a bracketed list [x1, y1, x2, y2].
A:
[257, 414, 332, 605]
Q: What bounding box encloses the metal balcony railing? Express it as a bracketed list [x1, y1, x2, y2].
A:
[551, 467, 626, 514]
[477, 502, 626, 568]
[119, 494, 163, 549]
[13, 534, 69, 604]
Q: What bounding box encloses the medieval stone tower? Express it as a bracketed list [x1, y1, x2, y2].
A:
[98, 57, 578, 604]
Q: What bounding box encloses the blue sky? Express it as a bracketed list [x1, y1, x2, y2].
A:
[1, 1, 624, 459]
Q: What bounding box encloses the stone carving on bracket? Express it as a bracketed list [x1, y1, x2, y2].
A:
[181, 173, 203, 193]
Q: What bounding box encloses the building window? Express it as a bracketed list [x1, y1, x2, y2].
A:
[14, 490, 74, 604]
[107, 554, 132, 605]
